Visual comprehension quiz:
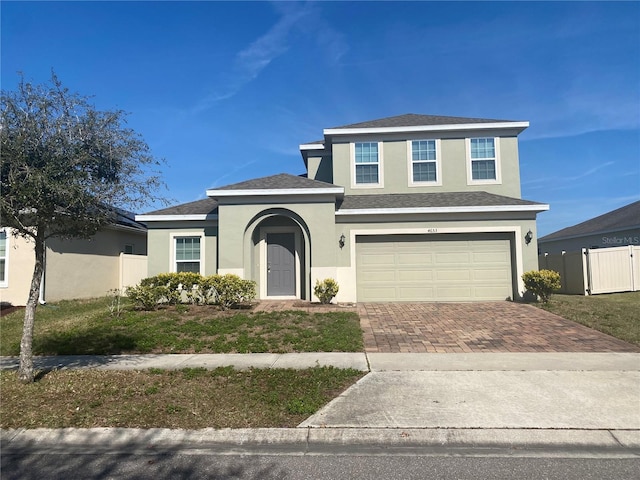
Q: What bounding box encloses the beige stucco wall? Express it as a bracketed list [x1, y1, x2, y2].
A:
[538, 228, 640, 255]
[146, 222, 218, 276]
[44, 227, 147, 301]
[0, 231, 36, 306]
[331, 131, 522, 198]
[1, 227, 147, 305]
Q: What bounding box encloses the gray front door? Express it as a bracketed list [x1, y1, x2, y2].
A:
[267, 233, 296, 296]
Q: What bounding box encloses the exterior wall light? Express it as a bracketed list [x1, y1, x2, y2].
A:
[525, 230, 533, 245]
[339, 233, 346, 249]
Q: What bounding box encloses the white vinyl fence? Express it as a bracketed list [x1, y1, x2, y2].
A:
[119, 253, 148, 292]
[539, 245, 640, 295]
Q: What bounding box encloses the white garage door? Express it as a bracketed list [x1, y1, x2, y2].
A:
[356, 234, 513, 302]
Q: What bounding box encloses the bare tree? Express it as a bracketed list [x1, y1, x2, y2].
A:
[1, 72, 167, 382]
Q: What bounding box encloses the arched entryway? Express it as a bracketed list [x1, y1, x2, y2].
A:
[245, 209, 311, 300]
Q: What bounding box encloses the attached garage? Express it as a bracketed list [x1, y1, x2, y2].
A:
[356, 233, 514, 302]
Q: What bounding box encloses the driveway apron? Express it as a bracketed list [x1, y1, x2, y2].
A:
[359, 302, 640, 353]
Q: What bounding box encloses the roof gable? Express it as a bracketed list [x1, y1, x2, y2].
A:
[216, 173, 338, 191]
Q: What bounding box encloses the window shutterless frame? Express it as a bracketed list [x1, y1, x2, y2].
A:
[407, 139, 442, 186]
[170, 233, 205, 275]
[351, 141, 384, 188]
[466, 137, 501, 185]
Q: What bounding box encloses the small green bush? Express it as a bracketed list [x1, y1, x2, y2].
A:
[314, 278, 339, 304]
[522, 269, 561, 303]
[210, 274, 257, 310]
[126, 284, 165, 310]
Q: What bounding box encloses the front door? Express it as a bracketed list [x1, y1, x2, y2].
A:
[267, 233, 296, 296]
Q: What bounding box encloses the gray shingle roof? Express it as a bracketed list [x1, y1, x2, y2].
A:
[143, 197, 219, 216]
[539, 201, 640, 241]
[331, 113, 519, 130]
[337, 192, 543, 210]
[214, 173, 339, 191]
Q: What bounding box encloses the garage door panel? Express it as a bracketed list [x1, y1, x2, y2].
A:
[435, 252, 471, 264]
[436, 270, 471, 281]
[473, 269, 511, 281]
[359, 253, 396, 266]
[473, 286, 512, 300]
[398, 270, 433, 281]
[399, 287, 435, 300]
[397, 253, 433, 265]
[473, 251, 510, 263]
[436, 286, 473, 299]
[356, 234, 513, 302]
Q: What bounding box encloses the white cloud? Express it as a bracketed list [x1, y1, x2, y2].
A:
[191, 3, 315, 113]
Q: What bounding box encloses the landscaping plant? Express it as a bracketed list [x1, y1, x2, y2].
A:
[522, 269, 561, 303]
[314, 278, 339, 304]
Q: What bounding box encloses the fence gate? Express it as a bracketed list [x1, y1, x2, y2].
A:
[587, 246, 634, 294]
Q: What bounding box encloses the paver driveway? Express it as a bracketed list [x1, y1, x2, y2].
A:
[359, 302, 640, 353]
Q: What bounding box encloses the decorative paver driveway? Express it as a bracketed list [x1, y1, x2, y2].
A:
[359, 302, 640, 353]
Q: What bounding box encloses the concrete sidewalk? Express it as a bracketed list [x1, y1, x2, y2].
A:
[2, 352, 639, 455]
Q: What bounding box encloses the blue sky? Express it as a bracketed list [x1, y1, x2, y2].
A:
[2, 1, 638, 236]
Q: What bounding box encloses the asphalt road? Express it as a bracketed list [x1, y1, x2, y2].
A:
[2, 452, 639, 480]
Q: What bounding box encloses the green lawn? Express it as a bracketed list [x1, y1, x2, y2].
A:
[0, 297, 364, 355]
[538, 291, 640, 346]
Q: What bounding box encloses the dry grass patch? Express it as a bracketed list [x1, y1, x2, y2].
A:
[0, 367, 364, 429]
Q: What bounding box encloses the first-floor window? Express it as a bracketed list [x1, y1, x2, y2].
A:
[175, 236, 201, 273]
[0, 230, 6, 285]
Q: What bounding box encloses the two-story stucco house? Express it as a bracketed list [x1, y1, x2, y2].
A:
[137, 114, 549, 303]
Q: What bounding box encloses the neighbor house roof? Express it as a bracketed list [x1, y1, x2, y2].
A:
[336, 192, 548, 215]
[539, 200, 640, 242]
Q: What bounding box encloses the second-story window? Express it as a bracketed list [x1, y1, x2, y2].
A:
[354, 142, 380, 185]
[470, 138, 496, 180]
[411, 140, 437, 182]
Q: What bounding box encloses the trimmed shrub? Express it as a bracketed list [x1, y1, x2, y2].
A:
[209, 274, 257, 310]
[314, 278, 339, 304]
[128, 273, 256, 310]
[522, 269, 561, 303]
[126, 284, 165, 310]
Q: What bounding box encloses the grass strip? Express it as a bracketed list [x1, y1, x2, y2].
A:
[0, 366, 364, 429]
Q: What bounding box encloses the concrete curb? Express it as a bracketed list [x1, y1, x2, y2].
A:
[2, 428, 639, 456]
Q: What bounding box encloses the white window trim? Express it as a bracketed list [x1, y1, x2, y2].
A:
[351, 141, 384, 189]
[407, 139, 442, 187]
[259, 227, 301, 300]
[0, 229, 8, 288]
[466, 137, 502, 185]
[170, 232, 205, 275]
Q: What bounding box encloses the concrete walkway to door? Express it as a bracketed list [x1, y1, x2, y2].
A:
[359, 302, 640, 353]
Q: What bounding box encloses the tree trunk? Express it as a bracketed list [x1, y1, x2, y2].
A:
[17, 230, 45, 384]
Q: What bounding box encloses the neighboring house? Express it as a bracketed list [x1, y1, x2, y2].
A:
[0, 211, 147, 306]
[538, 201, 640, 254]
[137, 114, 549, 303]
